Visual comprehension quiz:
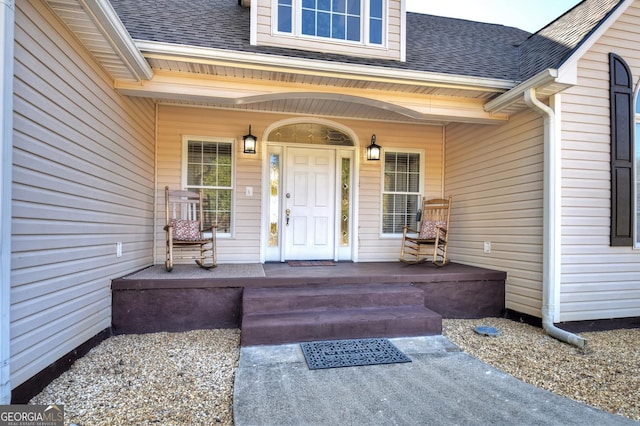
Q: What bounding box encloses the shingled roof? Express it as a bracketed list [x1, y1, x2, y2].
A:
[108, 0, 624, 84]
[518, 0, 624, 80]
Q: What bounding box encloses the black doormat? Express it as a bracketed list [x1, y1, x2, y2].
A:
[300, 338, 411, 370]
[288, 260, 336, 267]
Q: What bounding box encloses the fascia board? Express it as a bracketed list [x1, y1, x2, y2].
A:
[136, 40, 516, 92]
[82, 0, 153, 81]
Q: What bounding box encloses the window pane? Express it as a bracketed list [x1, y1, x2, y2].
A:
[341, 158, 351, 245]
[302, 9, 316, 35]
[203, 188, 232, 233]
[371, 0, 382, 18]
[302, 0, 315, 7]
[317, 12, 331, 37]
[347, 0, 360, 15]
[332, 14, 345, 39]
[318, 0, 330, 11]
[333, 0, 345, 13]
[370, 0, 382, 43]
[347, 16, 360, 41]
[278, 1, 293, 33]
[269, 154, 280, 247]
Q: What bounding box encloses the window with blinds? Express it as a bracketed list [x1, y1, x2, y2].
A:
[183, 138, 234, 235]
[382, 151, 421, 234]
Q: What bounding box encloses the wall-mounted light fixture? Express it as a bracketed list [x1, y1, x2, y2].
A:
[366, 134, 381, 160]
[243, 125, 257, 154]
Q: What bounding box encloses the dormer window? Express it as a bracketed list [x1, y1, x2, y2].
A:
[276, 0, 384, 46]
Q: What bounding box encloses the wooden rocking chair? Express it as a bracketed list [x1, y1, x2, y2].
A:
[164, 186, 217, 272]
[399, 196, 452, 266]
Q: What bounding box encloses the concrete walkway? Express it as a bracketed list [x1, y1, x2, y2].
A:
[233, 336, 637, 426]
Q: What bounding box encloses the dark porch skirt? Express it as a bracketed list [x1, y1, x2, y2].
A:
[111, 262, 506, 334]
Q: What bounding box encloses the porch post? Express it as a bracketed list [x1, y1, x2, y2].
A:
[0, 0, 14, 404]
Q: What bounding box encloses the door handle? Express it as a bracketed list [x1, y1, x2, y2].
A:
[285, 209, 291, 226]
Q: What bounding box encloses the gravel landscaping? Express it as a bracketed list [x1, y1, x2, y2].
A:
[442, 318, 640, 423]
[30, 318, 639, 425]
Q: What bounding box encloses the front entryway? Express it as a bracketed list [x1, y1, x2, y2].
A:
[263, 120, 356, 263]
[283, 147, 336, 260]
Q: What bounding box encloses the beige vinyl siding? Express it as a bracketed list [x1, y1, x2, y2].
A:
[255, 0, 403, 61]
[11, 2, 155, 387]
[445, 110, 544, 318]
[156, 105, 442, 263]
[558, 2, 640, 322]
[357, 123, 444, 261]
[157, 105, 263, 264]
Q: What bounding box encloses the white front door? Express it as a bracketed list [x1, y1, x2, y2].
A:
[284, 147, 336, 260]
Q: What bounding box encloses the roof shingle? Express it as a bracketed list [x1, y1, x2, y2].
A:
[108, 0, 625, 84]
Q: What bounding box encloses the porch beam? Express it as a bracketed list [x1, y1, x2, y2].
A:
[115, 72, 510, 124]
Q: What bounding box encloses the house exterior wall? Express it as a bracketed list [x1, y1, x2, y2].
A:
[557, 1, 640, 322]
[254, 0, 403, 61]
[11, 1, 155, 388]
[445, 110, 545, 318]
[156, 104, 443, 264]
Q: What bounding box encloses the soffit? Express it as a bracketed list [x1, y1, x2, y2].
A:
[120, 56, 512, 125]
[144, 57, 504, 101]
[46, 0, 151, 82]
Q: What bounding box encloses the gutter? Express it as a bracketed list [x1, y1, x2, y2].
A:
[523, 88, 587, 350]
[0, 0, 14, 405]
[485, 69, 559, 113]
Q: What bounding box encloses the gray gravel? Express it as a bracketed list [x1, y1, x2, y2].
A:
[30, 329, 240, 426]
[29, 319, 639, 424]
[442, 318, 640, 423]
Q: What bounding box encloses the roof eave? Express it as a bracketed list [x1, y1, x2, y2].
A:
[136, 40, 518, 93]
[484, 69, 573, 114]
[82, 0, 153, 81]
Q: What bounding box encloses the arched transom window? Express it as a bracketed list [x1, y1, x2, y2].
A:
[268, 123, 354, 146]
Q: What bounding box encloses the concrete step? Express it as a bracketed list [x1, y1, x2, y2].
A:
[242, 284, 425, 314]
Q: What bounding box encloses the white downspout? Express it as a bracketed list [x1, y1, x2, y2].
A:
[0, 0, 14, 404]
[524, 88, 587, 349]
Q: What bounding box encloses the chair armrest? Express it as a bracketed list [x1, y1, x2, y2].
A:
[401, 226, 420, 238]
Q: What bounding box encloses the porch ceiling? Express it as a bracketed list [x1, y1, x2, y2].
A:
[45, 1, 519, 125]
[115, 57, 513, 125]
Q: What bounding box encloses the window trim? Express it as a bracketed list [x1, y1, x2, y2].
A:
[273, 0, 387, 48]
[380, 147, 425, 237]
[181, 136, 236, 237]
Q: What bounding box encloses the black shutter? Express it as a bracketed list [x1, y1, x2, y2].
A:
[609, 53, 634, 246]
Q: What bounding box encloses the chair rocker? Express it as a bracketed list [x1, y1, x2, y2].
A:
[164, 186, 217, 272]
[399, 196, 452, 267]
